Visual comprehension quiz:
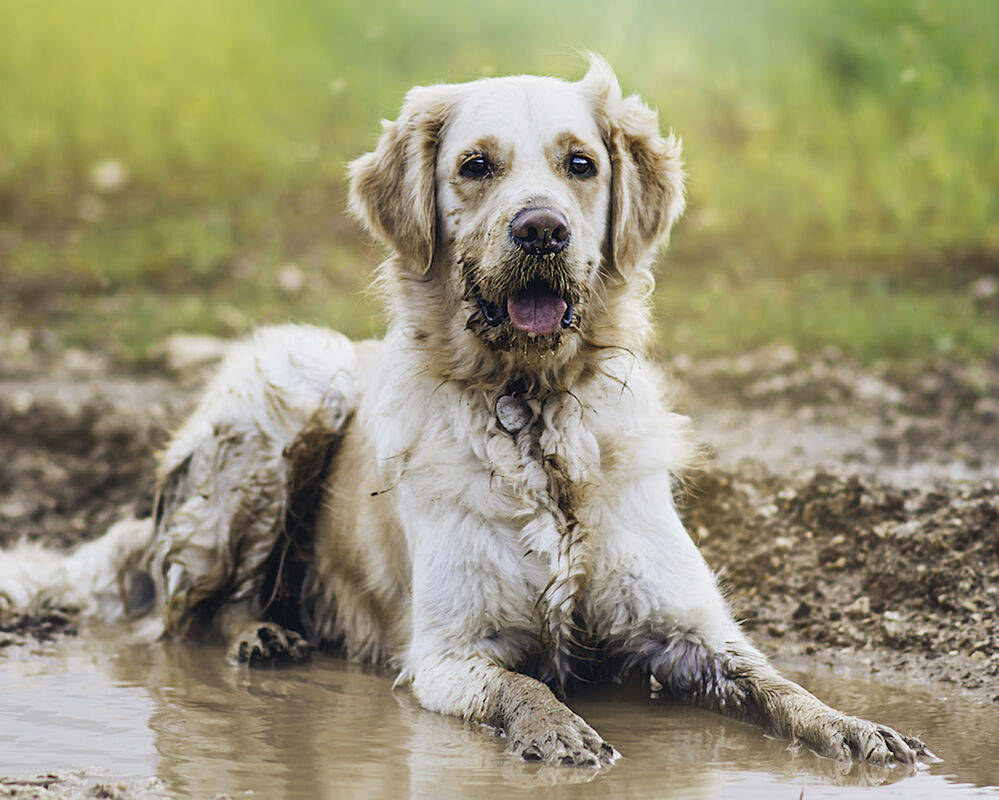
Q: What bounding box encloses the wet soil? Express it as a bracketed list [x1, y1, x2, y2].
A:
[669, 345, 999, 700]
[0, 328, 997, 795]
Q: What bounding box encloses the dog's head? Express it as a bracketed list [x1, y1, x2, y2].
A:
[349, 56, 684, 383]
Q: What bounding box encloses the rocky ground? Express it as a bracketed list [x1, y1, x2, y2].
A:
[1, 326, 997, 702]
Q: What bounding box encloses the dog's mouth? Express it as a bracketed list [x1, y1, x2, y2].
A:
[476, 283, 574, 336]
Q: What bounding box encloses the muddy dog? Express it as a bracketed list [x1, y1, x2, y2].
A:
[0, 57, 932, 769]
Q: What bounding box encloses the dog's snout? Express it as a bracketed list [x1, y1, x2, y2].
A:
[511, 207, 571, 255]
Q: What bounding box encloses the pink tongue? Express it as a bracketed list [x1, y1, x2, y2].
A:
[507, 287, 567, 336]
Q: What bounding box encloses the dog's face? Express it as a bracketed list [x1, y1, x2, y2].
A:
[436, 77, 611, 351]
[350, 57, 685, 380]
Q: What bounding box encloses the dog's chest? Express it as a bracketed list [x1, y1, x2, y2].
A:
[485, 392, 605, 673]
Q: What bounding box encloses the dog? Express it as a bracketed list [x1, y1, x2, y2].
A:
[1, 56, 932, 770]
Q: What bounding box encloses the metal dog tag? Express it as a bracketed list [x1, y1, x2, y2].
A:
[495, 394, 532, 435]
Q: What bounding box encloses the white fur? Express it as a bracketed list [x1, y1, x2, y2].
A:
[0, 518, 152, 622]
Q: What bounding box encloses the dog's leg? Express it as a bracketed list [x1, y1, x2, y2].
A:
[627, 630, 933, 766]
[149, 325, 356, 660]
[398, 494, 616, 766]
[593, 470, 935, 766]
[409, 654, 616, 766]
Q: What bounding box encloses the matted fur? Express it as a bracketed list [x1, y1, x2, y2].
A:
[0, 57, 932, 769]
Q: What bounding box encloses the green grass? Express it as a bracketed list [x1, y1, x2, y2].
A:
[1, 0, 997, 363]
[654, 268, 999, 363]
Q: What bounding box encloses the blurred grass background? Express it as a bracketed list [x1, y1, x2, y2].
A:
[1, 0, 997, 364]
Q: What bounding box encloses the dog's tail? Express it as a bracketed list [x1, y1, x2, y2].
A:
[0, 517, 156, 627]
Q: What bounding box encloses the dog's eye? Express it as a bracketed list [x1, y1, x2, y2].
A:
[567, 154, 596, 178]
[459, 155, 492, 179]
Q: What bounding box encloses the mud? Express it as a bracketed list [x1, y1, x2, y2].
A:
[667, 345, 999, 699]
[0, 771, 168, 800]
[1, 328, 998, 795]
[0, 632, 993, 799]
[685, 468, 999, 697]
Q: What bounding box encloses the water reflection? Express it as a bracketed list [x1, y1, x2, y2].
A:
[0, 633, 996, 799]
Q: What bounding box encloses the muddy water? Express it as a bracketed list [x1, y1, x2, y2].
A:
[1, 632, 997, 799]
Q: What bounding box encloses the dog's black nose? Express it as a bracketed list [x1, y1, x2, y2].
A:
[511, 207, 571, 256]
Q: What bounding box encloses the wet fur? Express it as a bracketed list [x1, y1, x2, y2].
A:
[0, 57, 932, 770]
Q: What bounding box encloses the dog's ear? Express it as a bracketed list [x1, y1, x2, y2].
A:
[582, 56, 685, 274]
[348, 85, 454, 273]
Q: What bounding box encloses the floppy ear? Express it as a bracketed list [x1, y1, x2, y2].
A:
[581, 56, 686, 274]
[348, 85, 454, 273]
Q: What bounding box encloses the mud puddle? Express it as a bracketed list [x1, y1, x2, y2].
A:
[1, 631, 997, 799]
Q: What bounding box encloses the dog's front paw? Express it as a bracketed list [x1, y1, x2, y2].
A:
[803, 713, 935, 766]
[226, 622, 311, 665]
[507, 705, 617, 767]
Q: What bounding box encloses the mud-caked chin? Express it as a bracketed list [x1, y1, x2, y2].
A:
[462, 252, 587, 354]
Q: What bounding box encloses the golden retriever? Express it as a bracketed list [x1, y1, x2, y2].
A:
[1, 57, 931, 769]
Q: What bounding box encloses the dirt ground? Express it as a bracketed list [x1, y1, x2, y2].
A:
[672, 346, 999, 699]
[1, 326, 998, 795]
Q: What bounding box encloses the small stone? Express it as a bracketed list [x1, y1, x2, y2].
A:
[845, 596, 871, 620]
[90, 158, 129, 192]
[972, 274, 998, 300]
[0, 499, 30, 518]
[276, 264, 306, 294]
[882, 610, 904, 639]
